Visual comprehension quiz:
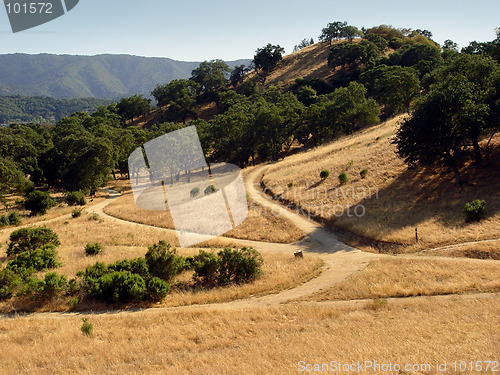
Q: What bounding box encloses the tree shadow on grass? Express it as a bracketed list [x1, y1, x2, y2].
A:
[333, 150, 500, 241]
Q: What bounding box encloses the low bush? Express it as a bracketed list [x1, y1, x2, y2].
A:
[81, 318, 93, 337]
[463, 199, 486, 223]
[0, 215, 9, 227]
[193, 247, 263, 287]
[338, 172, 349, 185]
[145, 241, 187, 282]
[108, 258, 150, 279]
[0, 268, 22, 300]
[24, 190, 56, 215]
[66, 191, 86, 206]
[287, 182, 294, 188]
[190, 187, 200, 197]
[71, 208, 83, 218]
[8, 211, 21, 225]
[85, 243, 102, 256]
[7, 227, 60, 257]
[7, 244, 61, 272]
[89, 271, 146, 303]
[147, 277, 170, 302]
[360, 169, 369, 179]
[204, 185, 218, 195]
[17, 272, 67, 300]
[320, 170, 330, 179]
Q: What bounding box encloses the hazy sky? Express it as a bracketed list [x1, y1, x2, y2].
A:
[0, 0, 499, 61]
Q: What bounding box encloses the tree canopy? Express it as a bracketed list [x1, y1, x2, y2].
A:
[253, 44, 285, 83]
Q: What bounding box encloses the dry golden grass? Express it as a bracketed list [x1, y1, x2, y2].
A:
[421, 240, 500, 260]
[0, 190, 107, 229]
[103, 187, 304, 244]
[263, 116, 500, 252]
[308, 257, 500, 301]
[0, 296, 498, 374]
[264, 42, 335, 88]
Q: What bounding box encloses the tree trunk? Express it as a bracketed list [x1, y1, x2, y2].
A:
[471, 136, 483, 164]
[451, 159, 463, 187]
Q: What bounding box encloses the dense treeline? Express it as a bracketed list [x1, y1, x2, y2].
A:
[1, 23, 500, 203]
[0, 96, 113, 124]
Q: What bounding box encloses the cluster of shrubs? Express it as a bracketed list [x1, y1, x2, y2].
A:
[0, 227, 66, 301]
[0, 211, 21, 227]
[190, 247, 263, 287]
[1, 232, 264, 306]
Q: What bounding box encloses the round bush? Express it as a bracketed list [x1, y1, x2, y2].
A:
[72, 208, 83, 218]
[85, 243, 102, 256]
[320, 170, 330, 179]
[24, 190, 56, 215]
[0, 215, 9, 227]
[66, 191, 86, 206]
[204, 185, 219, 195]
[147, 276, 170, 302]
[338, 172, 349, 185]
[190, 187, 200, 197]
[145, 241, 186, 282]
[360, 169, 369, 179]
[463, 199, 486, 223]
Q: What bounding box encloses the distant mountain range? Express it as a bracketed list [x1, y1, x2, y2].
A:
[0, 53, 251, 99]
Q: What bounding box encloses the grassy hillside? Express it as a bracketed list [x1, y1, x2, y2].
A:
[0, 54, 250, 99]
[262, 115, 500, 252]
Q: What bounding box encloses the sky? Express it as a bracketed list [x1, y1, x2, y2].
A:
[0, 0, 499, 62]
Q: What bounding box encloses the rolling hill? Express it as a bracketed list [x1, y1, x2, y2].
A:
[0, 53, 250, 99]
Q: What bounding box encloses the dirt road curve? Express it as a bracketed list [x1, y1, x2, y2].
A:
[1, 164, 498, 319]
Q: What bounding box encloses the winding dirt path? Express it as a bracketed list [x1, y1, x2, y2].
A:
[1, 164, 498, 319]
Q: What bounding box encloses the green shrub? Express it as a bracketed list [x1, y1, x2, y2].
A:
[40, 272, 67, 300]
[89, 271, 146, 303]
[204, 185, 219, 195]
[66, 191, 86, 206]
[108, 258, 150, 279]
[7, 227, 60, 257]
[145, 241, 186, 282]
[287, 182, 294, 188]
[338, 172, 349, 185]
[463, 199, 486, 223]
[81, 318, 93, 337]
[85, 242, 102, 256]
[192, 247, 263, 287]
[360, 169, 369, 179]
[320, 170, 330, 179]
[216, 247, 263, 286]
[0, 215, 9, 227]
[7, 211, 21, 226]
[7, 244, 61, 272]
[78, 262, 109, 291]
[190, 187, 200, 197]
[146, 277, 170, 302]
[24, 190, 56, 215]
[0, 268, 22, 300]
[17, 272, 67, 300]
[71, 208, 83, 218]
[192, 251, 219, 286]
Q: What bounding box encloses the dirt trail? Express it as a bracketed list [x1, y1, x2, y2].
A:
[2, 164, 498, 319]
